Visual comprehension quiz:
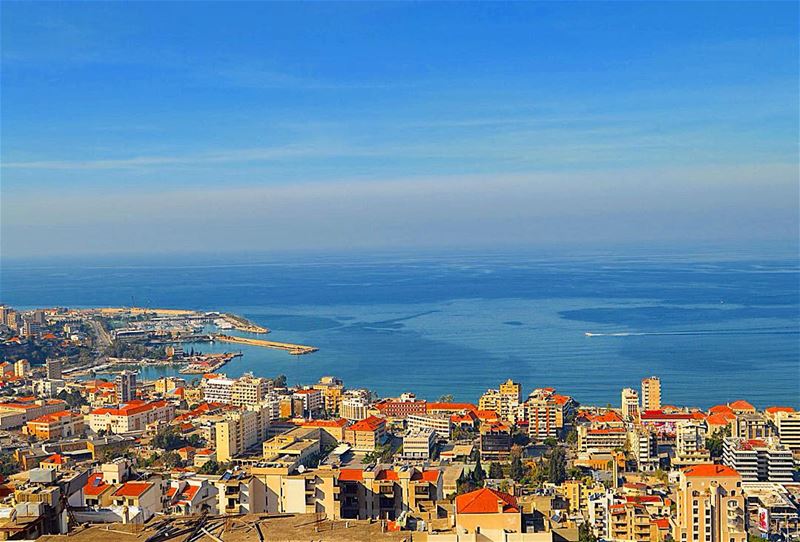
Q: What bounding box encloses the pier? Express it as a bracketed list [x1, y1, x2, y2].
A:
[213, 334, 318, 355]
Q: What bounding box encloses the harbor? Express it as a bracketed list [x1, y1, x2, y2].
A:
[213, 334, 318, 355]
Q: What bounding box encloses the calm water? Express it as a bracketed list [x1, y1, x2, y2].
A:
[2, 247, 798, 408]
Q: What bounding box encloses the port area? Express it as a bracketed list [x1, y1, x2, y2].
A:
[213, 334, 318, 356]
[66, 352, 242, 377]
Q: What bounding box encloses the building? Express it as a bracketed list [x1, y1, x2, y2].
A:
[479, 379, 523, 424]
[312, 376, 344, 414]
[202, 376, 235, 404]
[621, 388, 639, 422]
[674, 421, 711, 467]
[524, 388, 576, 441]
[479, 421, 512, 461]
[722, 437, 793, 482]
[336, 466, 442, 521]
[344, 415, 386, 452]
[0, 399, 67, 429]
[292, 388, 324, 417]
[262, 427, 322, 466]
[407, 413, 451, 440]
[402, 427, 436, 461]
[45, 359, 62, 380]
[115, 370, 137, 403]
[340, 390, 371, 421]
[230, 374, 272, 407]
[14, 359, 30, 378]
[629, 426, 659, 472]
[732, 413, 775, 440]
[111, 481, 163, 522]
[609, 499, 668, 542]
[773, 410, 800, 452]
[215, 470, 267, 515]
[87, 400, 175, 434]
[215, 403, 272, 461]
[672, 464, 746, 542]
[374, 393, 427, 419]
[641, 376, 661, 411]
[24, 411, 85, 441]
[454, 488, 521, 535]
[578, 425, 628, 452]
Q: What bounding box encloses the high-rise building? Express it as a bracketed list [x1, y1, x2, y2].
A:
[641, 376, 661, 411]
[621, 388, 639, 422]
[14, 359, 30, 378]
[215, 403, 272, 461]
[45, 358, 62, 380]
[774, 411, 800, 452]
[115, 370, 137, 403]
[629, 425, 659, 471]
[340, 390, 371, 421]
[499, 379, 522, 403]
[32, 309, 46, 325]
[674, 421, 710, 467]
[673, 464, 746, 542]
[722, 437, 793, 482]
[524, 388, 576, 441]
[231, 374, 271, 407]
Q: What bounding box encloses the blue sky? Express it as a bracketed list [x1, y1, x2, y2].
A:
[2, 2, 798, 258]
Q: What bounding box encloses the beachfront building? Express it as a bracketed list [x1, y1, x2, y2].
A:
[230, 374, 272, 407]
[641, 376, 661, 411]
[312, 376, 344, 414]
[375, 393, 427, 419]
[722, 437, 793, 482]
[621, 388, 640, 422]
[672, 464, 746, 542]
[478, 379, 523, 424]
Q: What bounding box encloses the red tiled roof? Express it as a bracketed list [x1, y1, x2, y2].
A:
[348, 415, 385, 432]
[728, 400, 755, 411]
[338, 469, 364, 482]
[652, 518, 670, 529]
[640, 410, 694, 421]
[708, 404, 735, 416]
[420, 470, 440, 483]
[301, 418, 349, 428]
[706, 413, 733, 426]
[765, 406, 794, 414]
[44, 453, 65, 465]
[91, 400, 168, 417]
[475, 410, 499, 421]
[426, 402, 477, 413]
[588, 428, 626, 434]
[551, 394, 572, 405]
[113, 482, 153, 498]
[83, 473, 111, 496]
[683, 464, 739, 478]
[376, 469, 399, 481]
[456, 488, 519, 514]
[590, 411, 624, 424]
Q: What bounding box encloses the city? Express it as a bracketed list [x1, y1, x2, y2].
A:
[0, 305, 797, 541]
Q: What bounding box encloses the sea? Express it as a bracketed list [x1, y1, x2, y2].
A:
[1, 245, 798, 409]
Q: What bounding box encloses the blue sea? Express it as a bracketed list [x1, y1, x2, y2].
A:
[1, 246, 798, 409]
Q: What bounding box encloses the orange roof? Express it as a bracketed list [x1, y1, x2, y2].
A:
[29, 411, 77, 424]
[83, 473, 111, 496]
[708, 404, 735, 416]
[420, 470, 440, 483]
[113, 482, 153, 498]
[551, 394, 572, 405]
[176, 484, 199, 503]
[375, 469, 399, 481]
[338, 469, 364, 482]
[293, 388, 319, 395]
[41, 333, 57, 340]
[301, 418, 349, 428]
[590, 411, 624, 424]
[475, 410, 499, 421]
[91, 400, 168, 417]
[765, 406, 794, 414]
[348, 415, 385, 432]
[196, 448, 214, 456]
[706, 413, 733, 426]
[683, 464, 739, 478]
[728, 400, 755, 411]
[44, 453, 65, 465]
[456, 488, 519, 514]
[690, 411, 707, 420]
[426, 402, 477, 413]
[652, 518, 670, 529]
[588, 428, 626, 434]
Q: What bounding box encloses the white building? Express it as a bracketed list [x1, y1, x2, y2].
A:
[340, 390, 371, 422]
[401, 427, 436, 461]
[774, 411, 800, 452]
[88, 400, 175, 434]
[674, 421, 710, 467]
[620, 388, 639, 421]
[406, 413, 451, 440]
[722, 437, 793, 482]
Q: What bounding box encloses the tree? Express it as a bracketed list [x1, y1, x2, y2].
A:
[547, 446, 567, 484]
[472, 456, 486, 486]
[0, 453, 21, 477]
[438, 394, 454, 403]
[510, 448, 525, 482]
[578, 522, 597, 542]
[272, 374, 287, 388]
[488, 462, 504, 479]
[161, 451, 182, 468]
[706, 427, 730, 459]
[57, 389, 88, 409]
[543, 436, 558, 448]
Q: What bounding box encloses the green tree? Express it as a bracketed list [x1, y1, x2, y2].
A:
[510, 447, 525, 481]
[578, 522, 597, 542]
[0, 454, 21, 477]
[272, 374, 287, 388]
[706, 427, 730, 458]
[438, 394, 454, 403]
[547, 446, 567, 484]
[488, 462, 504, 479]
[472, 456, 486, 486]
[161, 451, 182, 468]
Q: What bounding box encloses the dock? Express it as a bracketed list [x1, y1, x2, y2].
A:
[213, 334, 318, 355]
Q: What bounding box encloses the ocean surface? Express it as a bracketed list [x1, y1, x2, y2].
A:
[2, 247, 799, 408]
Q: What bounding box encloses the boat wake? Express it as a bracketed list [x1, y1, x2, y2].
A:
[585, 328, 799, 338]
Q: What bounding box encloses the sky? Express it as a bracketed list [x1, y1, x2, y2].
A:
[1, 2, 798, 259]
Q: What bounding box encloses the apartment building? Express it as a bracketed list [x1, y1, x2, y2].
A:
[772, 410, 800, 452]
[732, 413, 775, 440]
[230, 374, 272, 407]
[262, 427, 322, 466]
[337, 466, 442, 521]
[402, 427, 436, 461]
[672, 464, 746, 542]
[641, 376, 661, 412]
[344, 415, 387, 452]
[578, 426, 628, 452]
[524, 388, 576, 441]
[375, 393, 427, 419]
[674, 421, 711, 467]
[312, 376, 344, 413]
[0, 399, 67, 430]
[215, 470, 267, 515]
[14, 359, 30, 378]
[24, 411, 85, 440]
[215, 403, 272, 461]
[454, 487, 521, 535]
[629, 426, 659, 472]
[115, 370, 137, 403]
[292, 388, 324, 417]
[478, 379, 522, 424]
[111, 481, 163, 522]
[621, 388, 640, 422]
[407, 413, 451, 440]
[202, 376, 235, 404]
[722, 437, 793, 482]
[88, 400, 175, 434]
[479, 421, 512, 461]
[340, 390, 371, 421]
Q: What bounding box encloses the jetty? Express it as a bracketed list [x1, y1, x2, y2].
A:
[213, 334, 318, 355]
